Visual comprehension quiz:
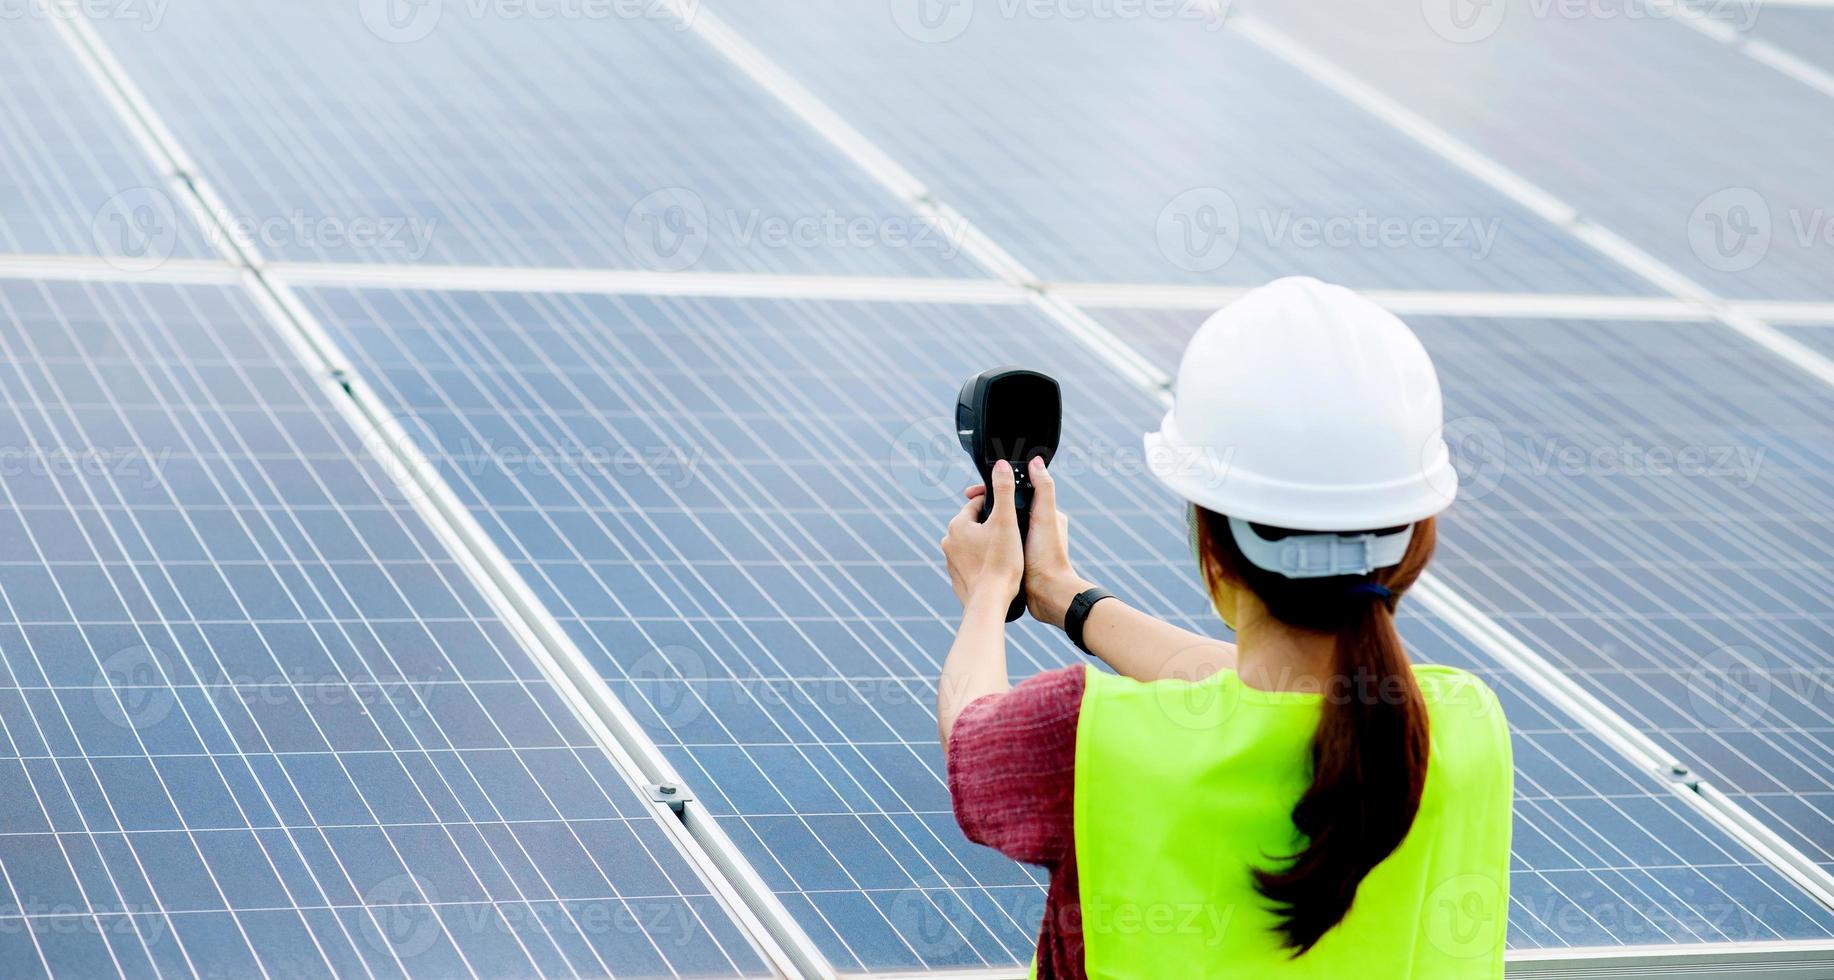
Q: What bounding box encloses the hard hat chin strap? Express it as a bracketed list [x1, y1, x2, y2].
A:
[1226, 516, 1413, 579]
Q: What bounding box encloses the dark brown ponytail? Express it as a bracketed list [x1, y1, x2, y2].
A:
[1193, 507, 1436, 954]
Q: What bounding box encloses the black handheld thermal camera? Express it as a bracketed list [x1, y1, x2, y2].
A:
[956, 368, 1062, 622]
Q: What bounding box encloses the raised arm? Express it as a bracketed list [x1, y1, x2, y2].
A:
[936, 460, 1025, 749]
[1016, 457, 1236, 682]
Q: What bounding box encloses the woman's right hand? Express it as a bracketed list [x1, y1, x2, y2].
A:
[961, 457, 1092, 628]
[1020, 456, 1092, 628]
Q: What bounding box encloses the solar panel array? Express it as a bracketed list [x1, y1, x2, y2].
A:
[0, 280, 765, 978]
[300, 289, 1834, 969]
[3, 0, 1833, 976]
[702, 0, 1652, 296]
[85, 1, 975, 277]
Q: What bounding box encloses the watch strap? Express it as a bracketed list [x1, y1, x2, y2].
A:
[1064, 587, 1115, 655]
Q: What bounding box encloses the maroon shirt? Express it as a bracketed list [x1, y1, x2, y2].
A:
[946, 665, 1088, 979]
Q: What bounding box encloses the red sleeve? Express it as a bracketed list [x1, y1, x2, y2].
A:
[946, 664, 1086, 868]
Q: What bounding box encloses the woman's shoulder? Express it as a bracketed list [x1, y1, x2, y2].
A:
[1413, 665, 1507, 725]
[1412, 664, 1501, 705]
[1414, 665, 1513, 782]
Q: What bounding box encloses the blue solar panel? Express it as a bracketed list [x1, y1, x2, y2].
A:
[1416, 315, 1834, 879]
[699, 0, 1650, 296]
[1705, 6, 1834, 74]
[1090, 305, 1834, 879]
[0, 23, 211, 263]
[0, 279, 765, 978]
[298, 287, 1834, 969]
[1406, 613, 1834, 947]
[1216, 0, 1834, 301]
[1782, 325, 1834, 365]
[84, 1, 983, 278]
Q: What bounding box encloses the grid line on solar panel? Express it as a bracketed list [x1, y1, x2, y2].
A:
[694, 0, 1653, 298]
[1086, 305, 1834, 882]
[1671, 5, 1834, 100]
[1781, 325, 1834, 373]
[0, 21, 211, 265]
[0, 278, 766, 978]
[80, 0, 986, 280]
[288, 286, 1834, 971]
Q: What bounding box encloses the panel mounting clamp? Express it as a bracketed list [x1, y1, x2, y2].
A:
[648, 782, 694, 815]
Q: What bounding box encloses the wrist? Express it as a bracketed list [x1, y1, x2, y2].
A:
[1033, 572, 1095, 629]
[964, 585, 1017, 620]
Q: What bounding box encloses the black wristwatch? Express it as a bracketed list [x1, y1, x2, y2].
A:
[1064, 587, 1116, 655]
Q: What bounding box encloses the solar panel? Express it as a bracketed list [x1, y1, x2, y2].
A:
[1089, 306, 1834, 878]
[17, 0, 1834, 969]
[699, 0, 1651, 296]
[1726, 7, 1834, 70]
[84, 2, 981, 278]
[1404, 613, 1834, 947]
[296, 286, 1834, 970]
[1214, 0, 1834, 301]
[1781, 325, 1834, 365]
[0, 22, 211, 264]
[0, 278, 767, 978]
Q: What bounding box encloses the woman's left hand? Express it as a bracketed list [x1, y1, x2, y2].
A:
[940, 460, 1025, 610]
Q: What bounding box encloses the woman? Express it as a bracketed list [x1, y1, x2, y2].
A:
[937, 277, 1512, 978]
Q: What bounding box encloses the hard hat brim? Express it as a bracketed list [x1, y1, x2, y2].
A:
[1144, 412, 1460, 531]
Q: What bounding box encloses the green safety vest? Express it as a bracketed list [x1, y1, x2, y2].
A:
[1070, 663, 1512, 978]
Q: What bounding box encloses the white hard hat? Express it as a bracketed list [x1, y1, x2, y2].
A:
[1144, 276, 1458, 535]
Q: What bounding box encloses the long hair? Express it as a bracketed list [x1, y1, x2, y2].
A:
[1193, 507, 1436, 954]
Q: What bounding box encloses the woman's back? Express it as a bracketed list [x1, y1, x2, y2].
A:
[1073, 664, 1513, 977]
